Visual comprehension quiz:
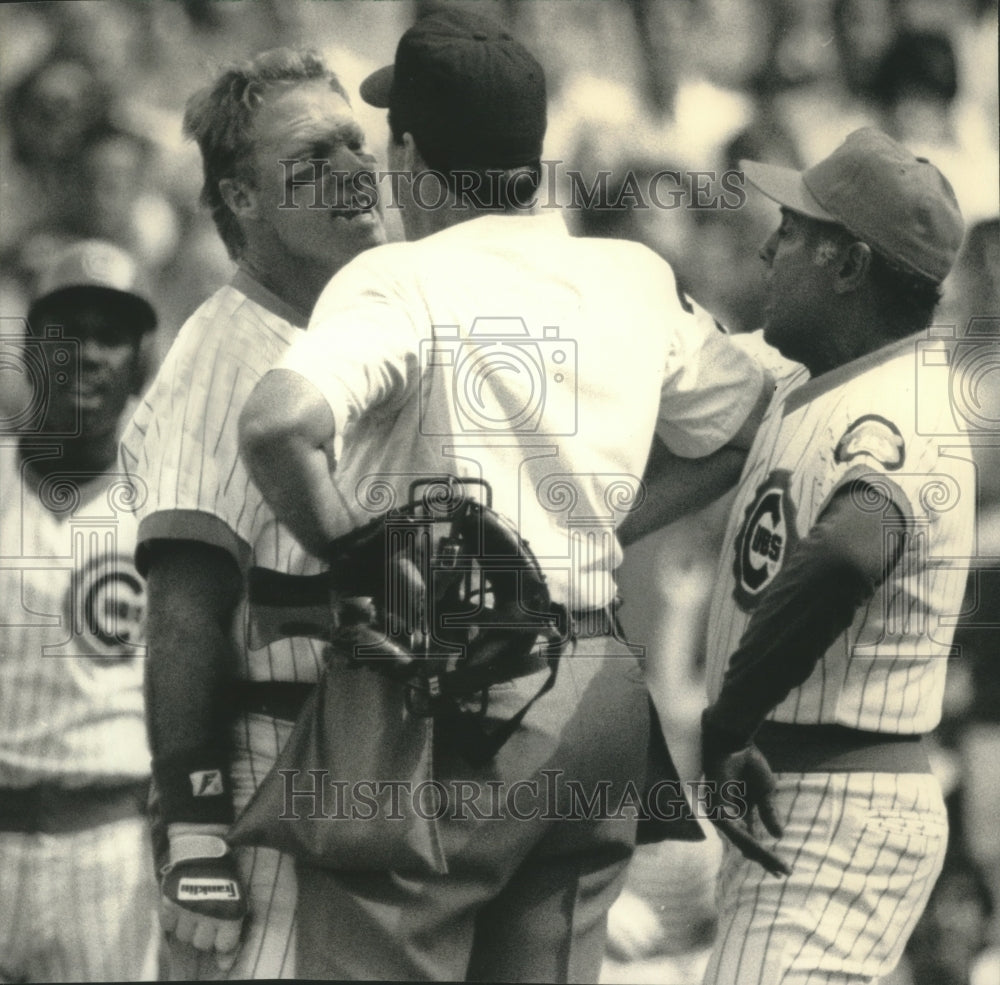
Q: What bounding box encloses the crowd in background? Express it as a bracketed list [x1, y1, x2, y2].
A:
[1, 2, 997, 983]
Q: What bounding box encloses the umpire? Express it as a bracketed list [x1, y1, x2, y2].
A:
[240, 7, 772, 982]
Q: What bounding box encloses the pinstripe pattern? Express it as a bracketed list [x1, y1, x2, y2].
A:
[706, 336, 975, 733]
[702, 334, 973, 984]
[120, 277, 329, 686]
[0, 443, 157, 981]
[0, 443, 149, 785]
[0, 818, 159, 982]
[702, 772, 948, 985]
[120, 273, 328, 979]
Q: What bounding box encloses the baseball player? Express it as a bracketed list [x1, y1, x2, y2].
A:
[0, 239, 159, 982]
[699, 127, 975, 984]
[118, 48, 386, 978]
[238, 9, 774, 982]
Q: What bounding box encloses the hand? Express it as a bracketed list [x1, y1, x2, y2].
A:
[701, 713, 790, 877]
[160, 824, 247, 971]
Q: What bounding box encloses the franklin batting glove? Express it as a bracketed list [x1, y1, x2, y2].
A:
[160, 823, 247, 971]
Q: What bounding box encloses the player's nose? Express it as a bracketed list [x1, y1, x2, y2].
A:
[759, 231, 779, 265]
[80, 337, 104, 366]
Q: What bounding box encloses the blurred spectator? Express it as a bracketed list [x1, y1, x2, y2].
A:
[777, 0, 895, 163]
[0, 3, 996, 981]
[75, 129, 181, 273]
[1, 56, 110, 256]
[873, 28, 1000, 227]
[874, 29, 959, 138]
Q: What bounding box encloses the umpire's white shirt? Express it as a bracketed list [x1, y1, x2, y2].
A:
[281, 212, 763, 611]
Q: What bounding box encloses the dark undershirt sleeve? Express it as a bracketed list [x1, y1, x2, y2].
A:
[704, 480, 905, 747]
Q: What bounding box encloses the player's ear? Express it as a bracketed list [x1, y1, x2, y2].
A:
[219, 176, 259, 221]
[401, 132, 428, 175]
[833, 241, 872, 294]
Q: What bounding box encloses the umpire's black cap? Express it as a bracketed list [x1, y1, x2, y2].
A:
[360, 6, 546, 170]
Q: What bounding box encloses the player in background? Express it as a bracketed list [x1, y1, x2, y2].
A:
[699, 127, 974, 984]
[119, 48, 386, 978]
[238, 8, 776, 981]
[0, 239, 159, 982]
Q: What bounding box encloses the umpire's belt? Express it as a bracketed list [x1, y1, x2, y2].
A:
[755, 721, 931, 774]
[0, 780, 149, 834]
[233, 604, 621, 723]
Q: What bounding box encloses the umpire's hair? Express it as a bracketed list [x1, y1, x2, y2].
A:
[388, 113, 541, 212]
[184, 48, 348, 260]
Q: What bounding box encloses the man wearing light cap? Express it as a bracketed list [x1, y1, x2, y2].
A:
[699, 128, 977, 983]
[0, 239, 159, 981]
[239, 6, 773, 982]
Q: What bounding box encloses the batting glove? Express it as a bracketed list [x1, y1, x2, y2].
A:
[160, 823, 247, 971]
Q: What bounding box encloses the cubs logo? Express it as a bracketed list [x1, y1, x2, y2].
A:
[66, 553, 146, 659]
[733, 470, 799, 610]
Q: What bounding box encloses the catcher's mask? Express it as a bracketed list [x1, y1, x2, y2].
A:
[249, 477, 569, 762]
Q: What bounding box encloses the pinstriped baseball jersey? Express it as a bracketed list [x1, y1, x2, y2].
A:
[0, 441, 149, 786]
[120, 269, 325, 980]
[119, 269, 328, 684]
[705, 334, 976, 734]
[0, 818, 160, 982]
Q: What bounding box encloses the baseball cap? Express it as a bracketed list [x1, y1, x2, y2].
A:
[359, 7, 546, 170]
[740, 128, 964, 283]
[28, 239, 157, 334]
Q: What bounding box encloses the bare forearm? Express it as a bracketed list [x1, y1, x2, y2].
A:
[245, 431, 342, 556]
[619, 442, 746, 546]
[240, 368, 342, 557]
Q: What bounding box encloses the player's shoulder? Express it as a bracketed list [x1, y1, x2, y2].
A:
[314, 240, 420, 311]
[574, 234, 674, 277]
[191, 282, 299, 346]
[169, 283, 298, 371]
[793, 338, 927, 471]
[836, 335, 923, 415]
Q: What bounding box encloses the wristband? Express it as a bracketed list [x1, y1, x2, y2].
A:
[154, 748, 235, 826]
[167, 823, 230, 869]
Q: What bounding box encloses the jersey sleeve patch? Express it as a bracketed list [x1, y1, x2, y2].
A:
[834, 415, 905, 471]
